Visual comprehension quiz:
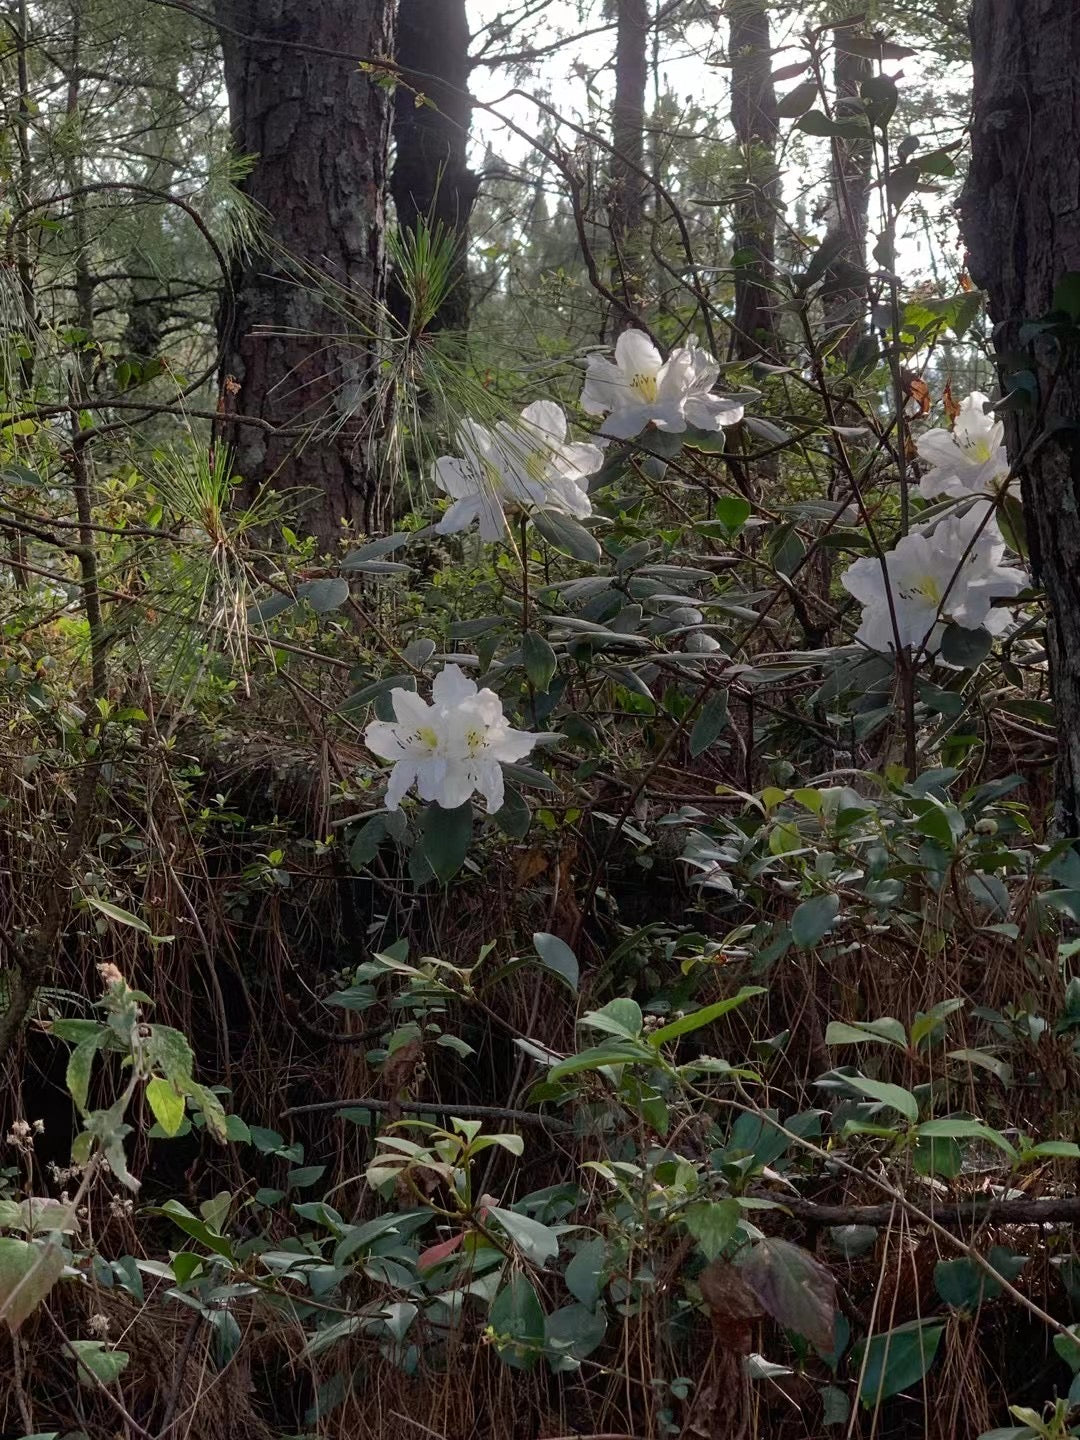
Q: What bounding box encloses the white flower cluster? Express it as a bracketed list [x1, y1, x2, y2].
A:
[433, 331, 743, 540]
[364, 664, 540, 812]
[435, 401, 603, 542]
[917, 390, 1010, 500]
[841, 501, 1026, 657]
[377, 332, 741, 811]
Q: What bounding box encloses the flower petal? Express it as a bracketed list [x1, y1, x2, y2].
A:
[614, 328, 663, 378]
[432, 663, 478, 708]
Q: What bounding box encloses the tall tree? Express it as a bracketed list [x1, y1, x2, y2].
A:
[962, 1, 1080, 834]
[819, 27, 872, 361]
[609, 0, 650, 326]
[214, 0, 396, 543]
[390, 0, 475, 336]
[728, 0, 779, 361]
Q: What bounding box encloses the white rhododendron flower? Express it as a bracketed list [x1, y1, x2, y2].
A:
[434, 401, 603, 541]
[841, 501, 1027, 656]
[581, 330, 745, 439]
[918, 391, 1010, 500]
[364, 663, 540, 812]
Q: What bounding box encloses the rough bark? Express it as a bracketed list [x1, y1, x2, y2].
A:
[214, 0, 395, 545]
[728, 0, 779, 361]
[961, 0, 1080, 835]
[820, 32, 871, 361]
[390, 0, 475, 335]
[609, 0, 650, 326]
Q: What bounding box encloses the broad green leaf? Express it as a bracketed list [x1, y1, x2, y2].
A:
[532, 508, 601, 563]
[146, 1078, 186, 1137]
[940, 623, 992, 669]
[70, 1339, 130, 1387]
[846, 1077, 918, 1123]
[580, 998, 643, 1041]
[857, 1320, 943, 1405]
[648, 988, 767, 1047]
[915, 1117, 1017, 1159]
[417, 801, 473, 883]
[487, 1206, 558, 1267]
[0, 1237, 66, 1331]
[690, 691, 730, 757]
[683, 1200, 740, 1261]
[532, 932, 579, 992]
[297, 577, 350, 614]
[82, 896, 149, 933]
[548, 1041, 654, 1081]
[824, 1018, 907, 1050]
[791, 894, 840, 948]
[489, 1274, 545, 1369]
[565, 1237, 607, 1307]
[146, 1026, 195, 1085]
[522, 631, 558, 692]
[67, 1036, 102, 1113]
[544, 1303, 607, 1371]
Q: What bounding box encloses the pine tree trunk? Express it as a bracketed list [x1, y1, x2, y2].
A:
[390, 0, 475, 335]
[961, 0, 1080, 834]
[820, 32, 871, 361]
[728, 0, 778, 361]
[609, 0, 650, 326]
[214, 0, 395, 545]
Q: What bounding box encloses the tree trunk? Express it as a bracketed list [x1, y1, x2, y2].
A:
[214, 0, 395, 545]
[961, 0, 1080, 835]
[820, 31, 871, 361]
[609, 0, 650, 327]
[390, 0, 475, 336]
[728, 0, 779, 361]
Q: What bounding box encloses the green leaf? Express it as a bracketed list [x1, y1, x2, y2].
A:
[532, 933, 579, 991]
[740, 1237, 836, 1351]
[846, 1077, 918, 1123]
[489, 1274, 545, 1370]
[683, 1199, 740, 1261]
[690, 691, 730, 757]
[915, 1117, 1017, 1159]
[493, 786, 531, 839]
[297, 577, 350, 614]
[67, 1035, 102, 1113]
[417, 801, 473, 883]
[857, 1320, 944, 1406]
[70, 1339, 130, 1386]
[146, 1078, 186, 1137]
[487, 1206, 558, 1267]
[796, 109, 870, 140]
[791, 894, 840, 949]
[82, 896, 149, 933]
[940, 624, 992, 669]
[544, 1303, 607, 1371]
[522, 631, 558, 692]
[341, 532, 412, 566]
[349, 815, 387, 869]
[580, 998, 643, 1041]
[565, 1237, 607, 1307]
[860, 73, 898, 127]
[531, 508, 601, 563]
[648, 987, 767, 1047]
[776, 79, 819, 118]
[0, 1237, 66, 1331]
[146, 1025, 195, 1086]
[548, 1041, 654, 1081]
[824, 1018, 907, 1049]
[246, 592, 296, 625]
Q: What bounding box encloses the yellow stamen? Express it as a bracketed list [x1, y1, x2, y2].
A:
[631, 371, 658, 403]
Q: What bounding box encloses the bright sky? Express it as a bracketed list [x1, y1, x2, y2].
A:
[463, 0, 965, 286]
